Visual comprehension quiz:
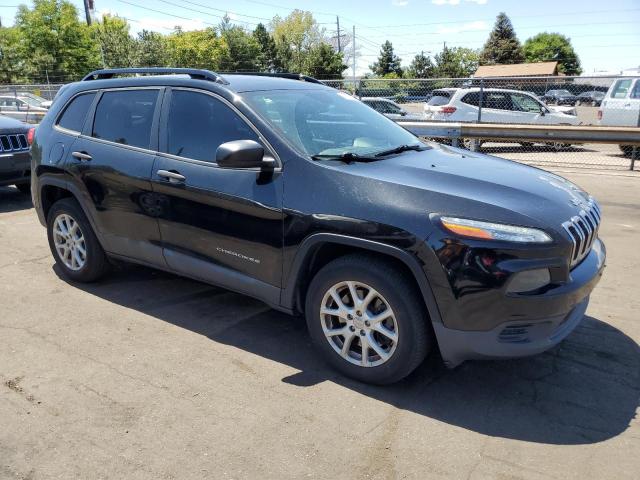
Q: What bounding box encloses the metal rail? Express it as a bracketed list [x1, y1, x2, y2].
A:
[397, 121, 640, 146]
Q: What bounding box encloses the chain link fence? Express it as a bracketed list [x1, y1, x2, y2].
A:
[1, 75, 638, 170]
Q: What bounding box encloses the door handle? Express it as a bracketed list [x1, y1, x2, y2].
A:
[157, 169, 186, 184]
[71, 151, 92, 161]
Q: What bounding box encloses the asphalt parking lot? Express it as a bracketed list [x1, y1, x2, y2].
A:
[1, 170, 639, 480]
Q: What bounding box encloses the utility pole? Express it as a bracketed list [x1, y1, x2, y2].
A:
[336, 16, 341, 53]
[83, 0, 93, 25]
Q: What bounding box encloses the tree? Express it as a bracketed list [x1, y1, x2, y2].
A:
[15, 0, 100, 82]
[407, 51, 435, 78]
[136, 30, 169, 67]
[92, 14, 137, 68]
[304, 43, 346, 78]
[523, 32, 582, 75]
[166, 27, 228, 70]
[434, 45, 479, 78]
[370, 41, 402, 77]
[252, 23, 280, 72]
[218, 16, 261, 71]
[479, 12, 524, 65]
[271, 10, 323, 72]
[0, 27, 25, 83]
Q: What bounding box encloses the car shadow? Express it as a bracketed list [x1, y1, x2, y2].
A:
[55, 262, 640, 446]
[0, 186, 32, 213]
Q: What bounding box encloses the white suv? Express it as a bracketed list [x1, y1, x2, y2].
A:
[598, 77, 640, 156]
[424, 88, 579, 126]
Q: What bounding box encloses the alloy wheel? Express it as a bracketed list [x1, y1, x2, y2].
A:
[319, 281, 399, 367]
[52, 213, 87, 271]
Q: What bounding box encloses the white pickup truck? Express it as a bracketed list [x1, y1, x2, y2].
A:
[598, 77, 640, 156]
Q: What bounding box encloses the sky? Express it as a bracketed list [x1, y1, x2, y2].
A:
[1, 0, 639, 76]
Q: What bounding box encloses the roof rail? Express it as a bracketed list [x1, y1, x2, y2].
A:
[81, 68, 228, 84]
[223, 72, 323, 84]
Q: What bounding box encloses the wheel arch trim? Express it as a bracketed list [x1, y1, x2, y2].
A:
[281, 233, 443, 324]
[38, 176, 103, 245]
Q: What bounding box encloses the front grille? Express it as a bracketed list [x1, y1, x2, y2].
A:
[0, 133, 28, 153]
[562, 199, 601, 268]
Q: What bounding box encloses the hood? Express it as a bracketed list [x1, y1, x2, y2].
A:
[0, 114, 29, 134]
[323, 144, 593, 234]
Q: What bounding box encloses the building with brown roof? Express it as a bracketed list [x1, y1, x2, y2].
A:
[474, 62, 560, 78]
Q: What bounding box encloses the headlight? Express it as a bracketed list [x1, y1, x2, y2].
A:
[440, 217, 552, 243]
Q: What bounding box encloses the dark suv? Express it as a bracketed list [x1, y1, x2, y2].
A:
[32, 68, 606, 384]
[1, 115, 34, 194]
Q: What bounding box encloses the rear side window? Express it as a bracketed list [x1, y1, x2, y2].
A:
[164, 90, 258, 163]
[92, 89, 159, 149]
[631, 80, 640, 99]
[461, 92, 479, 106]
[57, 92, 95, 133]
[610, 79, 632, 99]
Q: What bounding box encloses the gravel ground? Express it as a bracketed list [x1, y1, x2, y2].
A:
[0, 170, 638, 480]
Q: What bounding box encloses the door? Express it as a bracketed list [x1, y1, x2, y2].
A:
[65, 87, 165, 266]
[602, 78, 637, 126]
[151, 88, 283, 302]
[509, 92, 551, 125]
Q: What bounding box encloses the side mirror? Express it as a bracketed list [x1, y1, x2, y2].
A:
[539, 107, 546, 116]
[400, 110, 407, 116]
[216, 140, 274, 169]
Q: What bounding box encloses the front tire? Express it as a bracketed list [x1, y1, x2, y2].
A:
[305, 254, 431, 384]
[47, 198, 109, 282]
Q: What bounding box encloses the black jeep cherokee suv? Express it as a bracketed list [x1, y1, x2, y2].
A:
[31, 68, 606, 384]
[0, 114, 34, 194]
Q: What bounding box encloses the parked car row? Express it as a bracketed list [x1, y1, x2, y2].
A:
[0, 91, 52, 124]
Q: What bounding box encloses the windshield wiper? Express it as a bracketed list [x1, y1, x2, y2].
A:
[374, 144, 427, 157]
[311, 152, 378, 163]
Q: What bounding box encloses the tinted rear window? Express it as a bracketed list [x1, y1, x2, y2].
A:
[57, 92, 95, 133]
[92, 89, 159, 149]
[461, 92, 480, 106]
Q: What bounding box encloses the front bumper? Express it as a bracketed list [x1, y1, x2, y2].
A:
[0, 150, 30, 186]
[432, 238, 606, 367]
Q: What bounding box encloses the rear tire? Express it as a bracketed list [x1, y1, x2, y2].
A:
[15, 183, 31, 195]
[305, 254, 431, 385]
[47, 198, 109, 283]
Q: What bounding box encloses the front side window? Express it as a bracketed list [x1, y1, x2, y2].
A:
[244, 88, 422, 157]
[630, 80, 640, 99]
[92, 89, 159, 149]
[57, 92, 95, 133]
[611, 79, 632, 99]
[511, 93, 543, 113]
[164, 90, 258, 162]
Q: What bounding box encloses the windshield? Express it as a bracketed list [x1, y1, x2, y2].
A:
[19, 96, 43, 107]
[243, 89, 423, 158]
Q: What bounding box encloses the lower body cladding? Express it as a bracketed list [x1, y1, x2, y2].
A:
[431, 239, 606, 367]
[0, 150, 30, 187]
